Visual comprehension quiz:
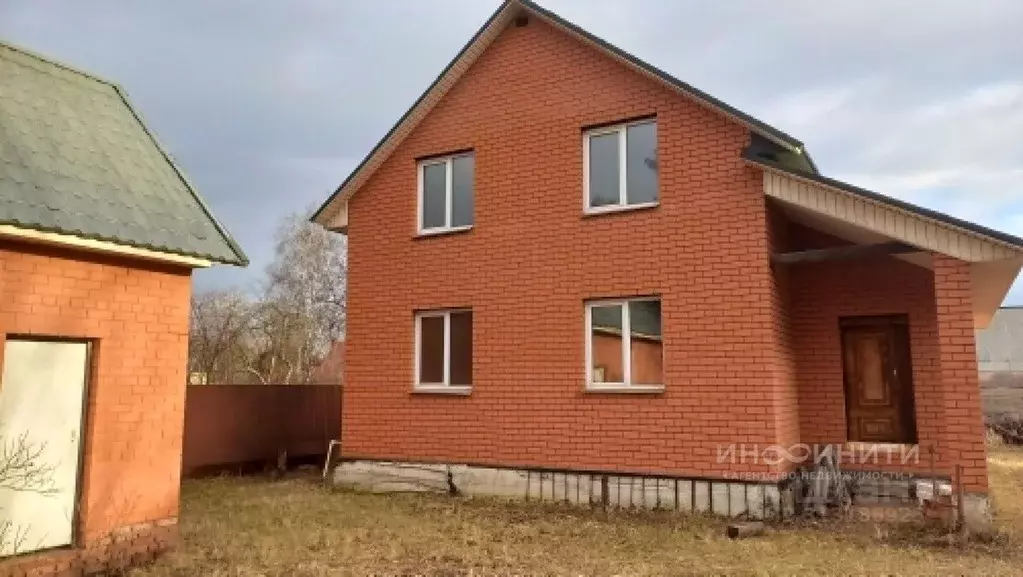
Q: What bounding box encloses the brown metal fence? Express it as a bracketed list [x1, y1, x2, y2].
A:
[182, 384, 341, 477]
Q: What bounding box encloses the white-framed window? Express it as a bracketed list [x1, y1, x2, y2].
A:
[418, 152, 475, 234]
[585, 297, 664, 392]
[414, 309, 473, 393]
[583, 119, 658, 213]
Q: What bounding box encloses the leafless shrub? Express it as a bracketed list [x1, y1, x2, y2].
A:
[0, 431, 59, 555]
[988, 415, 1023, 445]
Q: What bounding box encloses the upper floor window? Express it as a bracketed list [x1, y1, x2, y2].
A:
[419, 152, 474, 234]
[583, 120, 658, 213]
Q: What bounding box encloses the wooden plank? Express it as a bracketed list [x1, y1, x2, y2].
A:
[771, 242, 919, 265]
[726, 522, 766, 539]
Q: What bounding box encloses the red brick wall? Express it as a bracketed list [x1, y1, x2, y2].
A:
[0, 240, 191, 546]
[766, 206, 800, 465]
[343, 17, 789, 478]
[932, 255, 988, 491]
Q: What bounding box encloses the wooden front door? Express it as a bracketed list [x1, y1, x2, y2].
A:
[840, 316, 917, 443]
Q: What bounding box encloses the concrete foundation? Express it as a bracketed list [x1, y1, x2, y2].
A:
[334, 460, 792, 520]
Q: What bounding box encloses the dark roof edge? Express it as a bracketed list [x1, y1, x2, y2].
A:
[312, 0, 813, 223]
[111, 86, 249, 266]
[745, 153, 1023, 250]
[0, 40, 119, 88]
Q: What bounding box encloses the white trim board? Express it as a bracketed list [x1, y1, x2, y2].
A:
[0, 224, 212, 268]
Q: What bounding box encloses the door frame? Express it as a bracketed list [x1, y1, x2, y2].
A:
[838, 315, 918, 444]
[2, 335, 93, 554]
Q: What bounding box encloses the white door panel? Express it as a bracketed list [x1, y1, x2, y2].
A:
[0, 340, 88, 557]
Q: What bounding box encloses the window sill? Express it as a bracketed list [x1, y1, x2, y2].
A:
[585, 384, 665, 394]
[414, 225, 473, 239]
[583, 202, 659, 218]
[412, 385, 472, 396]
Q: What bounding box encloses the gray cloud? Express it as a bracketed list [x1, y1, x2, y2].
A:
[2, 0, 1022, 300]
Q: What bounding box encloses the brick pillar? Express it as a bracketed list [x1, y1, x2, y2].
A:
[932, 255, 988, 492]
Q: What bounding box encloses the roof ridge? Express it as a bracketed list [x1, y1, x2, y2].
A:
[110, 84, 250, 266]
[0, 39, 119, 89]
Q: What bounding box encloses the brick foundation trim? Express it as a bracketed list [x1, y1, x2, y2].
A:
[0, 518, 179, 577]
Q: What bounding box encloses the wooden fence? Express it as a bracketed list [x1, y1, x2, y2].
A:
[182, 384, 341, 477]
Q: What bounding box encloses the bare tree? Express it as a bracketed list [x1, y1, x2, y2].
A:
[265, 212, 347, 340]
[186, 213, 347, 385]
[253, 213, 346, 384]
[188, 290, 257, 384]
[236, 214, 345, 384]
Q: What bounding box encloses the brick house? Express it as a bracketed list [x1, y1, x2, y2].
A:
[0, 42, 245, 573]
[312, 0, 1023, 523]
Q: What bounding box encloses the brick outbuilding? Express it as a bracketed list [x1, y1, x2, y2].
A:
[313, 0, 1023, 525]
[0, 42, 245, 573]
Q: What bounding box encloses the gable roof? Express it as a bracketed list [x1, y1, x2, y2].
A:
[0, 41, 247, 266]
[311, 0, 816, 228]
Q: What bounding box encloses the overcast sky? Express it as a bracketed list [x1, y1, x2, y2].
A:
[3, 0, 1022, 302]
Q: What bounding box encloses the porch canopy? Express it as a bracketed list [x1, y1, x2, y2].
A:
[748, 155, 1023, 493]
[748, 157, 1023, 329]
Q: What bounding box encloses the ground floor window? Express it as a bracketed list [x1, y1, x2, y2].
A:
[586, 298, 663, 390]
[415, 309, 472, 391]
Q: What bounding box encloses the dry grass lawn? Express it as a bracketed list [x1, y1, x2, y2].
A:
[131, 447, 1023, 576]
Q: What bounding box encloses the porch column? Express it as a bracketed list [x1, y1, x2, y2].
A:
[932, 255, 988, 493]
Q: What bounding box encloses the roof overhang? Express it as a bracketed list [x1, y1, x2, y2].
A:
[751, 159, 1023, 328]
[312, 0, 810, 231]
[0, 41, 249, 267]
[0, 224, 212, 268]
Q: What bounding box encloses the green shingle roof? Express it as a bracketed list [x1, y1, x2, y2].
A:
[0, 41, 247, 266]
